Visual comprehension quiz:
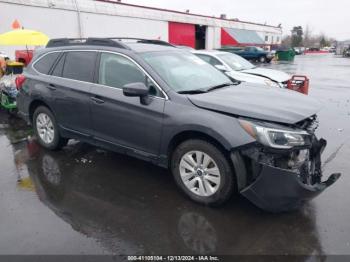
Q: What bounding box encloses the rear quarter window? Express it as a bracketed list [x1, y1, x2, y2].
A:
[51, 53, 65, 77]
[33, 52, 60, 74]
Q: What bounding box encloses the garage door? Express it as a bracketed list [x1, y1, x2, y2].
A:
[168, 22, 195, 48]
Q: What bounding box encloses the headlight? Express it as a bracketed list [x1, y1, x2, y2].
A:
[264, 79, 279, 88]
[239, 119, 309, 149]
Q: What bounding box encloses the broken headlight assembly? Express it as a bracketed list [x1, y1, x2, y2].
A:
[239, 119, 310, 149]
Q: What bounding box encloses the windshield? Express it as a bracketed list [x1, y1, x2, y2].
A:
[217, 53, 255, 71]
[141, 51, 231, 93]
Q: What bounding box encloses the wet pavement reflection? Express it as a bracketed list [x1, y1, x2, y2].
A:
[0, 54, 350, 256]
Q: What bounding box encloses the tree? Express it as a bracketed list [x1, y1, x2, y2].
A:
[291, 26, 303, 47]
[319, 34, 331, 47]
[282, 35, 292, 47]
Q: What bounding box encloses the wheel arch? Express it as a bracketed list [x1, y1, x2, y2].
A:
[167, 130, 245, 194]
[167, 130, 231, 168]
[166, 129, 252, 191]
[29, 99, 54, 123]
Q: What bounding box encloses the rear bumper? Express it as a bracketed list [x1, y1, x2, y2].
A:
[239, 137, 341, 212]
[241, 165, 340, 212]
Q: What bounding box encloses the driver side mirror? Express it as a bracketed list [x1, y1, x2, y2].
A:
[123, 82, 152, 105]
[214, 64, 228, 72]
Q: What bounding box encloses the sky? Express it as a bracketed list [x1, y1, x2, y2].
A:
[124, 0, 350, 41]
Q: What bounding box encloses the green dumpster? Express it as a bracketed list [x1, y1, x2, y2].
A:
[276, 48, 295, 61]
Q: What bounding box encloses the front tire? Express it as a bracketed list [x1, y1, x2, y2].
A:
[33, 106, 67, 150]
[171, 139, 235, 206]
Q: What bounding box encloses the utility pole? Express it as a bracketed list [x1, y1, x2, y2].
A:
[73, 0, 83, 38]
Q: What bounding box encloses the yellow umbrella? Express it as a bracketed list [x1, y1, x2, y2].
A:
[0, 29, 49, 46]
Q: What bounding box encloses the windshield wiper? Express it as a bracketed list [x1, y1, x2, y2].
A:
[178, 82, 234, 94]
[205, 82, 233, 92]
[177, 89, 208, 94]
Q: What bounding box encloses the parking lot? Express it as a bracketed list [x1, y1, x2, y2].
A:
[0, 54, 349, 257]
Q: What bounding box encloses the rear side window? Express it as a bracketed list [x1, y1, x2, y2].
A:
[62, 51, 97, 82]
[33, 52, 60, 74]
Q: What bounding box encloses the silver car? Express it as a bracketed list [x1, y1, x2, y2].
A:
[193, 50, 292, 88]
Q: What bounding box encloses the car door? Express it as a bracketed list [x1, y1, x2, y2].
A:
[49, 51, 97, 136]
[242, 47, 252, 59]
[90, 52, 165, 156]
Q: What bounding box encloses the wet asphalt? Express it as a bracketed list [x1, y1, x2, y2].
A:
[0, 54, 349, 257]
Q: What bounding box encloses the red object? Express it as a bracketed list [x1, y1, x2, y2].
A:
[168, 22, 195, 48]
[15, 50, 34, 66]
[15, 75, 26, 90]
[221, 28, 239, 46]
[12, 19, 21, 29]
[287, 75, 309, 95]
[26, 139, 40, 157]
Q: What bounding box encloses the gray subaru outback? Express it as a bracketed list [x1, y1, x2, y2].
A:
[16, 38, 340, 212]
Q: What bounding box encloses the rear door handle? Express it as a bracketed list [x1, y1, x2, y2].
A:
[91, 96, 105, 104]
[47, 83, 56, 91]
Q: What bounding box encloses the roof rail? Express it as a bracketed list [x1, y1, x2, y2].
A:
[108, 37, 175, 47]
[46, 38, 130, 49]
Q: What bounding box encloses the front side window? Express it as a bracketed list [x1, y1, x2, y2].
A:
[142, 51, 230, 93]
[34, 52, 60, 75]
[98, 53, 161, 96]
[98, 53, 145, 89]
[62, 51, 97, 82]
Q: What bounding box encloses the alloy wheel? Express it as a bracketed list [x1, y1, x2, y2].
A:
[36, 113, 55, 144]
[179, 151, 221, 197]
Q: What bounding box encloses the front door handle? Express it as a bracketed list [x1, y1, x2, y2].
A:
[91, 96, 105, 104]
[47, 83, 56, 91]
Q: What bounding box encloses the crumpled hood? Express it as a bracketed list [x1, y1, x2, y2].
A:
[226, 71, 270, 85]
[187, 82, 322, 124]
[242, 68, 291, 83]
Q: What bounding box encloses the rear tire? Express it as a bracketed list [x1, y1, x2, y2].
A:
[171, 139, 235, 206]
[259, 56, 267, 63]
[33, 106, 68, 150]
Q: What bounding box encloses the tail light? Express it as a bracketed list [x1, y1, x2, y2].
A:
[15, 75, 26, 90]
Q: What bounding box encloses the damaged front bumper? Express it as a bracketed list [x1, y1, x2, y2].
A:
[237, 138, 341, 212]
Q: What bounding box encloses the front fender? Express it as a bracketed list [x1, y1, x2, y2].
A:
[159, 100, 255, 163]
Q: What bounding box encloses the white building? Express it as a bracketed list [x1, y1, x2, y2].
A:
[0, 0, 282, 57]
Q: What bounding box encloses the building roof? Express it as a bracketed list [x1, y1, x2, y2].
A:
[96, 0, 281, 29]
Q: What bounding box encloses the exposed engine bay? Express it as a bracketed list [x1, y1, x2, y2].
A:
[234, 115, 341, 212]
